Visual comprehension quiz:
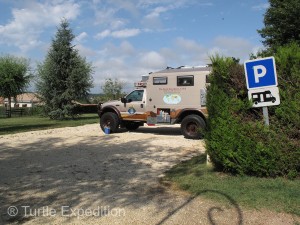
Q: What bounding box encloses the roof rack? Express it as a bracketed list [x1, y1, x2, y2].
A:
[155, 65, 211, 73]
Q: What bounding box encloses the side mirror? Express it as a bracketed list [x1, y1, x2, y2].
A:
[121, 97, 127, 103]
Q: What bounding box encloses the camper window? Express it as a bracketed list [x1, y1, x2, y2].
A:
[177, 75, 194, 86]
[153, 77, 167, 85]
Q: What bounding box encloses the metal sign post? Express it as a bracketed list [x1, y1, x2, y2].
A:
[262, 107, 269, 126]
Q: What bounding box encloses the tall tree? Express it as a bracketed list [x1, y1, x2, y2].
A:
[258, 0, 300, 49]
[0, 55, 32, 117]
[101, 78, 125, 101]
[36, 19, 93, 119]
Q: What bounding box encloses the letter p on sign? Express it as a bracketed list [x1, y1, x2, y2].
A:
[253, 65, 267, 83]
[244, 57, 278, 89]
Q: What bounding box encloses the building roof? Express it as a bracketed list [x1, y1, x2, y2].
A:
[4, 93, 41, 103]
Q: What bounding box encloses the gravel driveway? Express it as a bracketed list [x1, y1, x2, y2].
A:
[0, 124, 298, 224]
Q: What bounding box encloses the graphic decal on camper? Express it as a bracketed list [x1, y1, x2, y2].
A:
[128, 106, 136, 114]
[163, 94, 181, 104]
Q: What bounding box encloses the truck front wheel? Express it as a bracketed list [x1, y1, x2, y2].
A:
[181, 115, 205, 139]
[100, 112, 120, 133]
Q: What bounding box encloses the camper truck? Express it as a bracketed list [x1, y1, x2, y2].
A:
[97, 66, 211, 139]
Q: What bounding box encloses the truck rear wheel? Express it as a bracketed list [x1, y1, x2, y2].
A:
[181, 115, 205, 139]
[100, 112, 119, 133]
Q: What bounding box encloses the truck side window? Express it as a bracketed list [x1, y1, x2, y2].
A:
[153, 77, 167, 85]
[177, 75, 194, 86]
[126, 90, 144, 102]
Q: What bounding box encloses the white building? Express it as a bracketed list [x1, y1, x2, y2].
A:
[4, 93, 41, 108]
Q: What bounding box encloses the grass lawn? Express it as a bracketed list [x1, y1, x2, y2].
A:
[0, 114, 99, 135]
[163, 154, 300, 216]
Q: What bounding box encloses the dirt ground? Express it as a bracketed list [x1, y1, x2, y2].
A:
[0, 124, 299, 225]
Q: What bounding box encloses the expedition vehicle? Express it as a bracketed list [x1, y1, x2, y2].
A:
[97, 66, 211, 139]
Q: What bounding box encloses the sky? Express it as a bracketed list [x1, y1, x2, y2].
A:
[0, 0, 269, 93]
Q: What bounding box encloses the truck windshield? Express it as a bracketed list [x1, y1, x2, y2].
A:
[126, 90, 144, 101]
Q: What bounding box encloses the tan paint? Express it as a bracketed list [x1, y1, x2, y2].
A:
[100, 67, 211, 124]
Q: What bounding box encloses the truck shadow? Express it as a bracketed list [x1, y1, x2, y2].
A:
[118, 126, 182, 136]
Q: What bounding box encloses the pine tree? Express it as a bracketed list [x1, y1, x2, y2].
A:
[36, 19, 93, 119]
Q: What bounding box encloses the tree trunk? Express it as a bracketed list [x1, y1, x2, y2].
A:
[7, 97, 11, 118]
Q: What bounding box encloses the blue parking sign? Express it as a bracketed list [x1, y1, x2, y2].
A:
[244, 57, 278, 89]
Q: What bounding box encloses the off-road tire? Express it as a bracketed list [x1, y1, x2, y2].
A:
[100, 112, 120, 133]
[181, 115, 205, 139]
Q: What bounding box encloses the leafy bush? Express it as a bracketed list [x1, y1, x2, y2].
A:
[206, 45, 300, 178]
[48, 108, 68, 120]
[28, 106, 44, 116]
[47, 104, 97, 119]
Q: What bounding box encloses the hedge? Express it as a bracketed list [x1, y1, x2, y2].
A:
[206, 43, 300, 178]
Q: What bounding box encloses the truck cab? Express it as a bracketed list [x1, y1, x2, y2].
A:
[98, 66, 211, 139]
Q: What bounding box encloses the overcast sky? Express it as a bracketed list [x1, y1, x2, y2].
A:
[0, 0, 269, 93]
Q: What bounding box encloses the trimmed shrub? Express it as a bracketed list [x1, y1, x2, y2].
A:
[206, 46, 300, 178]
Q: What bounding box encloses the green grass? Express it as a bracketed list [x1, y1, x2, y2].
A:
[163, 154, 300, 216]
[0, 114, 99, 135]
